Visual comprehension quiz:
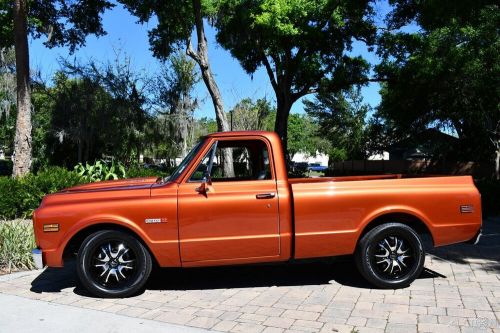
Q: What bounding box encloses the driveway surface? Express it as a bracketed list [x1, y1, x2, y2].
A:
[0, 218, 499, 333]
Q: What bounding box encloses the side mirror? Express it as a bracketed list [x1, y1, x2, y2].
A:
[197, 171, 211, 195]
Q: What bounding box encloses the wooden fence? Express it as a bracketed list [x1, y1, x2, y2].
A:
[329, 159, 492, 177]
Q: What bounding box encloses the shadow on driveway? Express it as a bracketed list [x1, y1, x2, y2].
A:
[30, 218, 498, 297]
[30, 258, 442, 297]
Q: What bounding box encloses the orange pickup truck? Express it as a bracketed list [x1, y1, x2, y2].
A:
[32, 131, 482, 297]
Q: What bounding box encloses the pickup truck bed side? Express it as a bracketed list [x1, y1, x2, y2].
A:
[290, 176, 481, 259]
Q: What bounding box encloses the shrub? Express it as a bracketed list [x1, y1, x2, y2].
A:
[0, 167, 85, 220]
[125, 165, 171, 179]
[0, 220, 36, 272]
[18, 167, 86, 217]
[0, 177, 23, 219]
[74, 160, 126, 182]
[0, 163, 174, 220]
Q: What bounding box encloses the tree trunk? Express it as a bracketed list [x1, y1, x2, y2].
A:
[275, 93, 293, 167]
[12, 0, 32, 177]
[187, 0, 234, 177]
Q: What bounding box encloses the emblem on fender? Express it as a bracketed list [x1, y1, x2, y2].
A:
[145, 218, 168, 224]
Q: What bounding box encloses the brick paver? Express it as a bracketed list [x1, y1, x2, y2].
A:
[1, 218, 499, 333]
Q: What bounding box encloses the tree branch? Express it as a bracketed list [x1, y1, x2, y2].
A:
[262, 55, 278, 92]
[186, 38, 201, 64]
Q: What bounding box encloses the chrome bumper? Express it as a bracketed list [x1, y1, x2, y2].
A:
[31, 248, 44, 270]
[466, 229, 482, 245]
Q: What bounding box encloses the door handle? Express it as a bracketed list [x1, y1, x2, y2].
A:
[256, 192, 275, 199]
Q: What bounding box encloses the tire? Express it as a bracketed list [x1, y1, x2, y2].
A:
[77, 230, 152, 298]
[355, 223, 425, 289]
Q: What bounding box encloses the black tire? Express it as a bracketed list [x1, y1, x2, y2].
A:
[77, 230, 152, 298]
[355, 223, 425, 289]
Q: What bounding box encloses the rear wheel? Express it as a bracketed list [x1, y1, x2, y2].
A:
[355, 223, 425, 289]
[77, 230, 152, 298]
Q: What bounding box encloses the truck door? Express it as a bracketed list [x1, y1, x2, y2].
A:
[177, 137, 280, 263]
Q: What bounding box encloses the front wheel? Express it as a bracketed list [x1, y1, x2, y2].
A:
[355, 223, 425, 289]
[77, 230, 152, 298]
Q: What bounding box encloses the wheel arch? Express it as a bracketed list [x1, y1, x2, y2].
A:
[359, 212, 435, 247]
[62, 223, 159, 267]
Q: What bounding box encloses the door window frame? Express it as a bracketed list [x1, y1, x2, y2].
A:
[181, 136, 277, 184]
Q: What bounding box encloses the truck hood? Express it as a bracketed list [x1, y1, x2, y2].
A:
[60, 177, 160, 193]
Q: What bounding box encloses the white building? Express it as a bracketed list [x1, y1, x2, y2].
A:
[292, 151, 329, 166]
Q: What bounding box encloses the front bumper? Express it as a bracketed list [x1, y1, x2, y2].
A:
[31, 248, 44, 269]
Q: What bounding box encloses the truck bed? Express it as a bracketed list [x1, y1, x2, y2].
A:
[290, 175, 482, 259]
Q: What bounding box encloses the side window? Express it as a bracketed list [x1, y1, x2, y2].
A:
[189, 139, 272, 182]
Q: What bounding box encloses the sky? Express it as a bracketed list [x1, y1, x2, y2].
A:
[28, 2, 393, 119]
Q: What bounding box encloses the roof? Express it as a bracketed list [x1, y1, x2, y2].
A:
[206, 130, 278, 138]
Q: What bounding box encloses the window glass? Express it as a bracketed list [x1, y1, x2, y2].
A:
[189, 139, 272, 182]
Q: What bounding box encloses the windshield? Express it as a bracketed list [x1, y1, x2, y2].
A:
[162, 139, 205, 183]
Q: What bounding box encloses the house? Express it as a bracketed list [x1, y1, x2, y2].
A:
[292, 151, 329, 166]
[387, 128, 458, 160]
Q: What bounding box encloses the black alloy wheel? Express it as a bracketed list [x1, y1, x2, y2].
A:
[77, 230, 152, 298]
[355, 223, 425, 289]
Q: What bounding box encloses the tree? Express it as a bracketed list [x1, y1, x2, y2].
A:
[154, 53, 200, 158]
[1, 0, 113, 176]
[286, 113, 326, 161]
[60, 53, 152, 164]
[214, 0, 376, 155]
[229, 98, 273, 131]
[375, 0, 499, 177]
[0, 47, 16, 156]
[305, 87, 371, 162]
[120, 0, 234, 176]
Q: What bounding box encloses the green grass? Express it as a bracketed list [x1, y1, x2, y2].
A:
[0, 220, 35, 273]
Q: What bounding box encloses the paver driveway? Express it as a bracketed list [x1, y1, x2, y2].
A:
[0, 218, 499, 333]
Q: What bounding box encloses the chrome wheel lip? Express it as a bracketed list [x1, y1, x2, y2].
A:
[89, 240, 137, 288]
[371, 235, 415, 280]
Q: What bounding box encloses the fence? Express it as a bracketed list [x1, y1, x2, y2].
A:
[329, 159, 492, 177]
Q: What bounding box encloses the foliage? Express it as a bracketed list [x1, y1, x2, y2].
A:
[213, 0, 376, 152]
[125, 165, 171, 179]
[474, 180, 500, 217]
[0, 167, 84, 219]
[0, 0, 113, 51]
[0, 47, 16, 156]
[229, 98, 274, 131]
[74, 160, 126, 182]
[151, 53, 200, 158]
[287, 113, 327, 160]
[0, 220, 35, 272]
[118, 0, 197, 60]
[375, 1, 500, 168]
[305, 87, 372, 162]
[0, 163, 172, 220]
[29, 51, 153, 167]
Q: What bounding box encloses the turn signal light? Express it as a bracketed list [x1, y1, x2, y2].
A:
[43, 223, 59, 232]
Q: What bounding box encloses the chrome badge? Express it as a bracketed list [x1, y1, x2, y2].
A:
[460, 205, 474, 214]
[145, 218, 168, 224]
